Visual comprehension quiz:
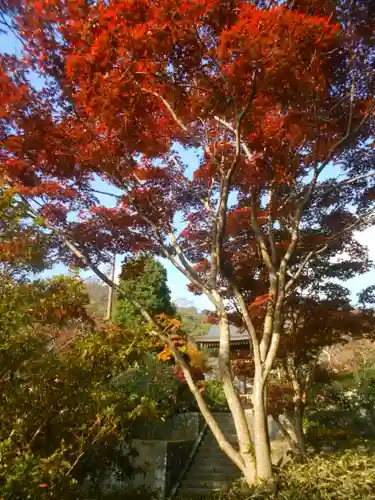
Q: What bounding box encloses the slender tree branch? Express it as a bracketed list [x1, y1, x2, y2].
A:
[319, 170, 375, 200]
[262, 331, 281, 381]
[267, 185, 277, 267]
[232, 284, 262, 368]
[250, 188, 276, 277]
[316, 104, 374, 177]
[141, 88, 190, 135]
[210, 77, 257, 286]
[89, 188, 122, 200]
[285, 207, 375, 293]
[285, 246, 327, 293]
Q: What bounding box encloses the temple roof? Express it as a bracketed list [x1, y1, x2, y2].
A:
[193, 325, 250, 348]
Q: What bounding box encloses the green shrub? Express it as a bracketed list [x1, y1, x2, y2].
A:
[203, 380, 228, 410]
[305, 363, 375, 449]
[117, 352, 197, 417]
[0, 277, 171, 499]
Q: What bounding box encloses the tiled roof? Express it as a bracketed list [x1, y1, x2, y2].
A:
[194, 325, 250, 346]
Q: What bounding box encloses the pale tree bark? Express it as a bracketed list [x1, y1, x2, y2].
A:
[285, 356, 321, 456]
[216, 297, 255, 482]
[252, 369, 273, 478]
[232, 287, 273, 480]
[272, 414, 298, 452]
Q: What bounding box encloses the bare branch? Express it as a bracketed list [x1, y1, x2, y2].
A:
[319, 170, 375, 200]
[214, 116, 235, 132]
[250, 187, 276, 277]
[89, 188, 122, 200]
[262, 331, 280, 381]
[232, 284, 262, 368]
[267, 185, 277, 267]
[317, 104, 374, 177]
[210, 75, 257, 285]
[346, 76, 356, 139]
[285, 208, 375, 293]
[285, 246, 327, 293]
[125, 176, 217, 301]
[141, 88, 190, 135]
[137, 210, 218, 304]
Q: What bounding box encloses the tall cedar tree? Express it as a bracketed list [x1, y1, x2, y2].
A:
[116, 255, 176, 328]
[1, 0, 375, 484]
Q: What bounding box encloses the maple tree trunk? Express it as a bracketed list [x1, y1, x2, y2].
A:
[293, 403, 306, 455]
[273, 414, 298, 452]
[219, 315, 256, 484]
[252, 371, 273, 481]
[285, 357, 309, 456]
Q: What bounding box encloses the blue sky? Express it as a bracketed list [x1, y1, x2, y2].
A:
[2, 29, 375, 310]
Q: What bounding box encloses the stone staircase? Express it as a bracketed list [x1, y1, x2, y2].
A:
[175, 413, 243, 498]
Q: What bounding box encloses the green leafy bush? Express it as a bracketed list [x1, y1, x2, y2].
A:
[305, 363, 375, 450]
[0, 277, 166, 499]
[117, 352, 197, 418]
[0, 324, 145, 499]
[203, 380, 228, 410]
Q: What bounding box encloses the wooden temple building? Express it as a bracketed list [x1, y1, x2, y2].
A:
[193, 325, 253, 401]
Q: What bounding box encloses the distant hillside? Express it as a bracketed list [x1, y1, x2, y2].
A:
[84, 280, 210, 335]
[85, 279, 109, 318]
[322, 336, 375, 373]
[177, 306, 210, 337]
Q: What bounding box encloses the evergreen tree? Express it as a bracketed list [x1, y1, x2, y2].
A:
[116, 255, 176, 328]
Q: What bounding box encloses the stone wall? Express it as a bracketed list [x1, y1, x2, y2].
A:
[131, 440, 168, 495]
[131, 412, 202, 441]
[131, 439, 195, 497]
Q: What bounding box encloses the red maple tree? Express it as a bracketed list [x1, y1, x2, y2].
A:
[272, 291, 373, 455]
[1, 0, 375, 484]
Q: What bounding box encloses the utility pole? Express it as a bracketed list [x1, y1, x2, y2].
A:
[106, 254, 116, 321]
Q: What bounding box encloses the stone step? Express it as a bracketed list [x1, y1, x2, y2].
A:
[176, 487, 226, 498]
[207, 426, 237, 434]
[198, 447, 239, 456]
[189, 471, 242, 481]
[193, 456, 239, 465]
[201, 438, 237, 444]
[179, 480, 234, 490]
[194, 455, 238, 463]
[191, 456, 238, 464]
[193, 455, 239, 463]
[203, 432, 238, 439]
[187, 464, 240, 475]
[202, 435, 238, 444]
[195, 448, 239, 457]
[175, 416, 243, 498]
[177, 482, 238, 495]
